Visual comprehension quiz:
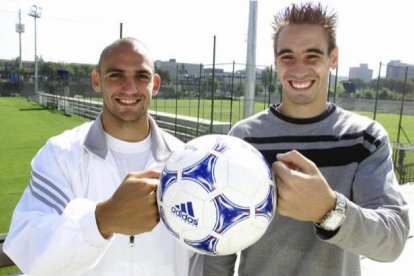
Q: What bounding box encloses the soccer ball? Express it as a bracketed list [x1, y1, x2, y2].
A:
[157, 134, 275, 256]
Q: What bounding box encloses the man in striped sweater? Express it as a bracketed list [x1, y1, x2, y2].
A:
[203, 2, 409, 275]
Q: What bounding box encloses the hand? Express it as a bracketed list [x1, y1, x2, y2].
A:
[95, 169, 160, 238]
[272, 150, 336, 223]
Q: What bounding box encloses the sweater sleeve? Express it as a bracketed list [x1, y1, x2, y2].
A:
[4, 140, 111, 276]
[316, 134, 410, 261]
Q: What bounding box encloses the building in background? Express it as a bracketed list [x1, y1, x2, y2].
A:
[155, 59, 202, 78]
[386, 60, 414, 80]
[349, 63, 373, 83]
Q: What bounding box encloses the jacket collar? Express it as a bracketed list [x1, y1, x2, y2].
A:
[149, 115, 176, 162]
[84, 113, 175, 161]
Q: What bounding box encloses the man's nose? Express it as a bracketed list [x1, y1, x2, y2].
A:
[290, 61, 309, 79]
[122, 77, 138, 94]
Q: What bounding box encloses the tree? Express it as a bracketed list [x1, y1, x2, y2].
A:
[348, 78, 368, 89]
[235, 82, 244, 96]
[370, 78, 414, 95]
[342, 81, 356, 93]
[260, 67, 277, 94]
[155, 68, 171, 84]
[261, 67, 275, 87]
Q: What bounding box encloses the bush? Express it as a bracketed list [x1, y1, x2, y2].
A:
[379, 88, 395, 100]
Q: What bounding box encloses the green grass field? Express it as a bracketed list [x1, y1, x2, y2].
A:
[151, 98, 414, 143]
[151, 97, 270, 125]
[0, 98, 85, 234]
[0, 97, 413, 235]
[356, 111, 414, 144]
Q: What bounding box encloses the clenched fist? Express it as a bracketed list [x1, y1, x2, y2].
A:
[95, 169, 160, 238]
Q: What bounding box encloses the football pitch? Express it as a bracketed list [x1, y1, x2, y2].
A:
[0, 97, 413, 234]
[0, 98, 85, 233]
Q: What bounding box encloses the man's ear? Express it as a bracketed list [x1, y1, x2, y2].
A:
[330, 47, 339, 70]
[91, 69, 101, 92]
[152, 73, 161, 96]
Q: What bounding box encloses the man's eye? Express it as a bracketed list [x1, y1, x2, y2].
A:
[137, 74, 150, 80]
[280, 55, 294, 62]
[108, 73, 122, 78]
[307, 55, 320, 62]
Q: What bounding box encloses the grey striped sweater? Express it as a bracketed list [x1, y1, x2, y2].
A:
[203, 103, 409, 276]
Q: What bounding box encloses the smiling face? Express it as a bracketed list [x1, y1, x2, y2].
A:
[91, 39, 160, 140]
[275, 24, 338, 118]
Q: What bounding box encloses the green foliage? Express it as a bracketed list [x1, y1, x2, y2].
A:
[331, 83, 345, 97]
[235, 82, 244, 95]
[354, 88, 375, 99]
[349, 78, 369, 89]
[260, 67, 276, 88]
[1, 59, 96, 82]
[200, 77, 220, 93]
[155, 68, 172, 84]
[338, 80, 414, 100]
[39, 61, 95, 78]
[378, 87, 395, 100]
[370, 78, 414, 95]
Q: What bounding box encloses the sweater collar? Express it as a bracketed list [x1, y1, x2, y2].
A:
[270, 103, 336, 124]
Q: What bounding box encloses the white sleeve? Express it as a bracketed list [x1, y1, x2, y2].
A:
[4, 141, 111, 276]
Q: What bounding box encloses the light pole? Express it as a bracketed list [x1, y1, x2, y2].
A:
[15, 9, 25, 71]
[28, 5, 42, 94]
[243, 0, 258, 119]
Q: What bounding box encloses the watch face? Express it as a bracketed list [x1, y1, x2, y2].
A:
[322, 211, 346, 231]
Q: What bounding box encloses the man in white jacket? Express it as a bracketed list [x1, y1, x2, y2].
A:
[4, 37, 202, 275]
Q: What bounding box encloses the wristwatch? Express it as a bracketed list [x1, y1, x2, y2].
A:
[316, 192, 347, 231]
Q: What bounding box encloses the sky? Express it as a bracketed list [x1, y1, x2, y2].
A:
[1, 0, 413, 77]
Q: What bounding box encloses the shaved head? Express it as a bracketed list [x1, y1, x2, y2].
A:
[97, 38, 155, 73]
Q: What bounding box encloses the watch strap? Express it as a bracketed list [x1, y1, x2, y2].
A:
[316, 192, 347, 231]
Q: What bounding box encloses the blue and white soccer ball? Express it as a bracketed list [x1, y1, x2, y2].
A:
[158, 134, 276, 256]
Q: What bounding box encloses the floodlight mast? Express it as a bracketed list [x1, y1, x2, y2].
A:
[243, 0, 258, 119]
[15, 10, 25, 70]
[28, 5, 42, 94]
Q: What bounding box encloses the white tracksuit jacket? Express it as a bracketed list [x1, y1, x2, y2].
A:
[4, 114, 202, 276]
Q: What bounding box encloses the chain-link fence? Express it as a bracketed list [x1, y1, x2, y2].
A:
[1, 58, 414, 182]
[1, 3, 414, 183]
[1, 68, 413, 182]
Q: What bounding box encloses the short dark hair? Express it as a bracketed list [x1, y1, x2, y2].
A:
[272, 2, 337, 54]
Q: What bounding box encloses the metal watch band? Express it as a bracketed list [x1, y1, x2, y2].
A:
[316, 192, 347, 231]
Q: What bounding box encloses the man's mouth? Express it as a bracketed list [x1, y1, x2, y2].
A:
[289, 80, 313, 89]
[116, 98, 140, 105]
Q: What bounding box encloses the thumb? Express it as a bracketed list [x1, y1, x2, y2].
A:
[276, 150, 317, 174]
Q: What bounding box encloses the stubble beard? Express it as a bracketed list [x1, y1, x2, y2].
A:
[104, 103, 148, 129]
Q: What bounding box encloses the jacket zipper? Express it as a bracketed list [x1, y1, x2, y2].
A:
[129, 235, 135, 276]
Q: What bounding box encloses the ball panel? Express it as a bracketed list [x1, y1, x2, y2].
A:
[184, 235, 220, 255]
[255, 184, 276, 220]
[161, 182, 216, 240]
[186, 134, 220, 152]
[213, 194, 250, 234]
[159, 169, 178, 201]
[159, 205, 179, 239]
[181, 154, 219, 193]
[215, 219, 268, 255]
[165, 145, 208, 171]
